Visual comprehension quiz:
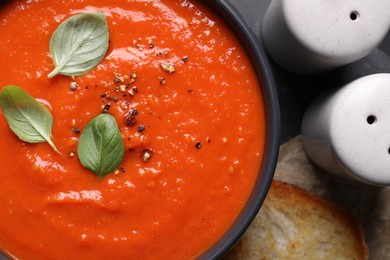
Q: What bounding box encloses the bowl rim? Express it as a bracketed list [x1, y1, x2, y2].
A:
[198, 1, 280, 259]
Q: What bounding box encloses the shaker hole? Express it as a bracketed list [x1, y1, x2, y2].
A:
[367, 115, 376, 124]
[388, 147, 390, 155]
[350, 11, 359, 21]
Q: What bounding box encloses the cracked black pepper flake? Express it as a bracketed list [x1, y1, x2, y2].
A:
[130, 109, 139, 115]
[195, 141, 201, 149]
[100, 93, 107, 98]
[72, 127, 80, 134]
[125, 112, 137, 126]
[138, 125, 145, 133]
[182, 56, 188, 63]
[103, 104, 111, 113]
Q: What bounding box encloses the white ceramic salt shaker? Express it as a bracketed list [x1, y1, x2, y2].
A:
[301, 74, 390, 185]
[262, 0, 390, 74]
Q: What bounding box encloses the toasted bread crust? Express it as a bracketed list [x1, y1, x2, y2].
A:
[224, 180, 368, 260]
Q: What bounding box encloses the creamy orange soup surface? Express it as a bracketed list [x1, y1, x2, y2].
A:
[0, 0, 265, 259]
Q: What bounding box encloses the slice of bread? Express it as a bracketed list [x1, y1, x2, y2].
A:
[224, 180, 368, 260]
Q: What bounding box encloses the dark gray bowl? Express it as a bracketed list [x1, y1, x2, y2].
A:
[0, 1, 279, 259]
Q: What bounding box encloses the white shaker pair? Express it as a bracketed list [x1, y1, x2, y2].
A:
[262, 0, 390, 185]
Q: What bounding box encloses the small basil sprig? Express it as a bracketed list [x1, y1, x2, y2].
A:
[77, 114, 124, 177]
[48, 12, 109, 78]
[0, 86, 60, 153]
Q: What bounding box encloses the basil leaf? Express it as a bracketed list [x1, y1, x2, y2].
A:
[77, 114, 124, 177]
[48, 12, 109, 78]
[0, 86, 60, 154]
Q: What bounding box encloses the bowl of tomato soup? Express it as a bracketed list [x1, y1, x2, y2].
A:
[0, 0, 279, 259]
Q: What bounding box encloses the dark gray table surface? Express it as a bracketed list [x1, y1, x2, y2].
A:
[229, 0, 390, 143]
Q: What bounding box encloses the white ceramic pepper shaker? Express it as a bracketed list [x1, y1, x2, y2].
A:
[262, 0, 390, 74]
[301, 74, 390, 185]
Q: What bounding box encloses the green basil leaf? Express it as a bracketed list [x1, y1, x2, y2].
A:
[0, 86, 60, 154]
[77, 114, 124, 177]
[48, 12, 109, 78]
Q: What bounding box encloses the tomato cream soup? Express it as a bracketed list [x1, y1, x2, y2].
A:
[0, 0, 265, 259]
